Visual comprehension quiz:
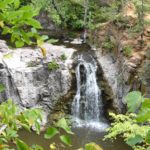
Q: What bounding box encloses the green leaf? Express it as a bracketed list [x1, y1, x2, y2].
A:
[26, 19, 42, 29]
[14, 0, 20, 9]
[31, 28, 38, 34]
[47, 39, 58, 44]
[16, 139, 30, 150]
[41, 35, 49, 41]
[35, 121, 40, 134]
[125, 91, 143, 113]
[2, 27, 12, 35]
[137, 98, 150, 122]
[15, 40, 24, 48]
[6, 128, 18, 138]
[44, 127, 59, 139]
[20, 123, 31, 132]
[146, 130, 150, 144]
[56, 118, 73, 134]
[85, 143, 103, 150]
[60, 135, 71, 146]
[0, 84, 5, 92]
[126, 135, 143, 147]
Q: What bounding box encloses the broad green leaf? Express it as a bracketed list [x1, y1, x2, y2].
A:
[44, 127, 59, 139]
[6, 128, 18, 138]
[60, 135, 71, 146]
[56, 118, 73, 134]
[15, 40, 24, 48]
[47, 39, 58, 44]
[85, 143, 103, 150]
[126, 135, 143, 147]
[0, 84, 5, 92]
[2, 27, 12, 34]
[16, 139, 30, 150]
[0, 0, 14, 9]
[125, 91, 143, 113]
[146, 130, 150, 144]
[137, 98, 150, 122]
[41, 35, 49, 41]
[20, 123, 31, 132]
[26, 19, 42, 29]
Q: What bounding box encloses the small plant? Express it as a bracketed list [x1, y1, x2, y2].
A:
[105, 91, 150, 150]
[102, 40, 114, 50]
[0, 83, 5, 92]
[48, 60, 59, 71]
[122, 46, 132, 57]
[0, 99, 43, 149]
[60, 54, 67, 61]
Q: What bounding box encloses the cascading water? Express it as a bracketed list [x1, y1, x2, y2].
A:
[72, 55, 108, 130]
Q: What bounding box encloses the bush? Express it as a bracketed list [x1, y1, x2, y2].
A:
[122, 46, 132, 57]
[0, 0, 47, 47]
[105, 91, 150, 150]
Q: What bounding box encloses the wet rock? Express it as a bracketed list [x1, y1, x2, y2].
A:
[0, 40, 76, 121]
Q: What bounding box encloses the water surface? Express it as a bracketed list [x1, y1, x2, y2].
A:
[19, 126, 131, 150]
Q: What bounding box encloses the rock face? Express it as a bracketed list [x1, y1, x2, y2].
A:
[0, 40, 75, 114]
[95, 50, 130, 113]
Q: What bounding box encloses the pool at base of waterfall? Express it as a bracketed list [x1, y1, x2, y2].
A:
[18, 124, 132, 150]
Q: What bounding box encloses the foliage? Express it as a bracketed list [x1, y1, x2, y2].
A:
[122, 46, 132, 57]
[0, 0, 47, 47]
[48, 60, 59, 71]
[105, 91, 150, 150]
[0, 83, 5, 93]
[0, 99, 74, 150]
[60, 54, 67, 61]
[0, 99, 43, 150]
[102, 38, 115, 50]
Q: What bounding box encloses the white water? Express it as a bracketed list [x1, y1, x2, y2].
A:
[72, 56, 108, 131]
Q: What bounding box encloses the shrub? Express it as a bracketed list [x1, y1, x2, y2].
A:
[0, 0, 48, 47]
[105, 91, 150, 150]
[102, 38, 115, 50]
[122, 46, 132, 57]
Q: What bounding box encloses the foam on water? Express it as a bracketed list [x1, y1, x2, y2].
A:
[72, 55, 109, 132]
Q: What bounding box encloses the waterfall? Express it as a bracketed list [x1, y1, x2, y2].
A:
[72, 55, 104, 126]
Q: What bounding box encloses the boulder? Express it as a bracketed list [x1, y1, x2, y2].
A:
[0, 40, 75, 115]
